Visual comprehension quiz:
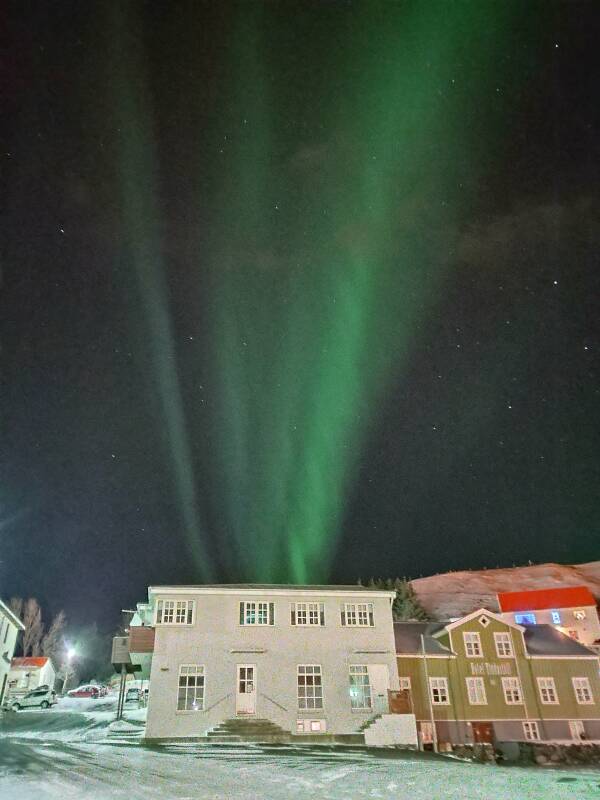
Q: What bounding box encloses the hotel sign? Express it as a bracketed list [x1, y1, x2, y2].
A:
[470, 662, 512, 676]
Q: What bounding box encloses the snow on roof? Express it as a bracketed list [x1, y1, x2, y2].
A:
[498, 585, 596, 613]
[0, 598, 26, 630]
[148, 584, 396, 597]
[394, 622, 453, 656]
[11, 657, 49, 669]
[523, 625, 598, 657]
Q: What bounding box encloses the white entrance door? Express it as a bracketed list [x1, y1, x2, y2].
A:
[569, 720, 585, 741]
[236, 665, 256, 716]
[368, 665, 390, 714]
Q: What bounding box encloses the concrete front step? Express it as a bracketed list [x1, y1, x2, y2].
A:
[207, 717, 290, 741]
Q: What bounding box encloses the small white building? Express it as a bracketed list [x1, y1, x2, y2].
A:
[8, 657, 56, 696]
[132, 584, 402, 742]
[0, 599, 25, 706]
[497, 586, 600, 648]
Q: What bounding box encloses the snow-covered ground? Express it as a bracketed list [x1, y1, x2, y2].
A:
[1, 698, 599, 800]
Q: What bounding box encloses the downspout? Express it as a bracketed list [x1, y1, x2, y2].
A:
[421, 634, 438, 753]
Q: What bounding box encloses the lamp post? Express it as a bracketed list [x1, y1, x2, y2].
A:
[62, 647, 76, 695]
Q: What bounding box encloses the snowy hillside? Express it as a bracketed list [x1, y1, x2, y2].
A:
[411, 561, 600, 620]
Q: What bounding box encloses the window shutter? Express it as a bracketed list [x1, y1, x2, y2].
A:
[368, 606, 374, 626]
[187, 602, 194, 625]
[319, 604, 325, 626]
[269, 602, 275, 625]
[156, 601, 163, 624]
[239, 602, 245, 625]
[341, 607, 346, 626]
[291, 606, 296, 626]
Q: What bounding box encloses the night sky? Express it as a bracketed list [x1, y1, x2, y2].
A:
[2, 1, 599, 634]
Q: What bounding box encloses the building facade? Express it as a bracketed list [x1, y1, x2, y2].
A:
[497, 586, 600, 648]
[0, 599, 25, 706]
[131, 584, 399, 742]
[395, 609, 600, 747]
[8, 657, 56, 696]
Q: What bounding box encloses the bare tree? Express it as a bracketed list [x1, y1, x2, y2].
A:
[22, 598, 43, 657]
[9, 597, 23, 621]
[41, 610, 66, 663]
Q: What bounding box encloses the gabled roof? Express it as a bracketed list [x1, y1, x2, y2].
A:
[11, 657, 50, 669]
[524, 625, 598, 657]
[498, 586, 596, 613]
[394, 622, 454, 656]
[438, 607, 524, 634]
[0, 599, 25, 631]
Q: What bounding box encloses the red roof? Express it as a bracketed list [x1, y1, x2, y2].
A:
[498, 586, 596, 613]
[10, 657, 49, 669]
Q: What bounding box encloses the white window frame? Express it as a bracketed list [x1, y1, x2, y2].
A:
[573, 609, 587, 620]
[156, 599, 195, 626]
[291, 602, 324, 626]
[465, 677, 487, 705]
[177, 664, 205, 711]
[502, 677, 524, 705]
[297, 664, 323, 710]
[537, 677, 559, 705]
[341, 603, 374, 627]
[429, 677, 450, 705]
[398, 677, 411, 691]
[349, 665, 372, 711]
[523, 721, 540, 741]
[239, 601, 274, 626]
[463, 631, 482, 657]
[572, 677, 593, 705]
[494, 632, 514, 658]
[569, 720, 585, 741]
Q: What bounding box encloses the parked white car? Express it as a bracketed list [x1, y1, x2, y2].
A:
[10, 686, 57, 711]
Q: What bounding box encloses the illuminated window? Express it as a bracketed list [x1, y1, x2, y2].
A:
[341, 603, 374, 627]
[429, 677, 450, 705]
[177, 665, 204, 711]
[551, 610, 561, 624]
[572, 677, 593, 705]
[463, 632, 482, 657]
[349, 666, 372, 710]
[298, 665, 323, 710]
[502, 677, 523, 705]
[514, 613, 536, 625]
[156, 600, 194, 625]
[494, 632, 514, 657]
[465, 677, 487, 705]
[239, 601, 274, 626]
[291, 603, 325, 626]
[523, 721, 540, 741]
[537, 677, 558, 704]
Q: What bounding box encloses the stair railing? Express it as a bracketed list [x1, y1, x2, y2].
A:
[203, 692, 233, 714]
[258, 692, 288, 713]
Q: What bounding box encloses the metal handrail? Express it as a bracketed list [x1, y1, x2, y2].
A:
[203, 692, 233, 714]
[258, 692, 288, 713]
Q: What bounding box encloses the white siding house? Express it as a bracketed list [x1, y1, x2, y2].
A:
[0, 599, 25, 706]
[138, 585, 399, 742]
[8, 657, 56, 696]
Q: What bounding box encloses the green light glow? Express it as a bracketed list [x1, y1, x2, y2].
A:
[209, 3, 516, 582]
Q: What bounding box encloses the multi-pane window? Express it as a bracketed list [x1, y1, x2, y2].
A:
[572, 677, 593, 705]
[551, 610, 561, 625]
[515, 613, 536, 625]
[239, 601, 274, 626]
[494, 632, 513, 657]
[291, 603, 325, 626]
[429, 677, 450, 705]
[177, 665, 204, 711]
[465, 677, 487, 705]
[537, 677, 558, 704]
[298, 665, 323, 710]
[398, 677, 411, 691]
[349, 666, 372, 710]
[502, 677, 524, 705]
[340, 603, 374, 627]
[523, 721, 540, 741]
[463, 632, 482, 657]
[156, 599, 194, 625]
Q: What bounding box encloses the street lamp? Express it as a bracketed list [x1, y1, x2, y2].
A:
[62, 646, 77, 694]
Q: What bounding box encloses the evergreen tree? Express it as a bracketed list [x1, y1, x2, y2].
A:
[365, 577, 429, 621]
